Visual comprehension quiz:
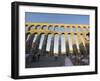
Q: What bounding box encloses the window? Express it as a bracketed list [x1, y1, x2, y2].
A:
[83, 27, 89, 33]
[54, 34, 59, 54]
[25, 25, 28, 31]
[42, 25, 47, 30]
[61, 34, 66, 54]
[78, 27, 82, 33]
[54, 26, 65, 33]
[33, 34, 38, 43]
[36, 25, 40, 30]
[46, 34, 52, 51]
[60, 27, 65, 33]
[54, 26, 59, 32]
[68, 34, 73, 52]
[66, 26, 71, 33]
[30, 25, 35, 30]
[48, 25, 54, 31]
[26, 34, 30, 41]
[39, 34, 45, 50]
[72, 26, 76, 33]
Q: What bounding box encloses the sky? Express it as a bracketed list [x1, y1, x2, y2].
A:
[25, 12, 89, 24]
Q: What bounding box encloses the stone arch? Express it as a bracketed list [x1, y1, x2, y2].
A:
[78, 26, 82, 33]
[46, 33, 52, 52]
[25, 24, 29, 31]
[61, 33, 65, 34]
[66, 26, 71, 33]
[38, 33, 45, 50]
[36, 25, 41, 30]
[27, 25, 34, 31]
[26, 32, 31, 41]
[83, 26, 89, 32]
[60, 33, 66, 55]
[38, 33, 49, 56]
[54, 33, 59, 55]
[32, 33, 38, 43]
[30, 25, 35, 30]
[26, 32, 36, 54]
[25, 24, 28, 27]
[72, 26, 76, 33]
[42, 25, 47, 30]
[54, 25, 59, 32]
[48, 25, 54, 31]
[60, 26, 65, 33]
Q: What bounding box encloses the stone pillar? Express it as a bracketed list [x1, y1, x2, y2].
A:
[81, 25, 88, 55]
[31, 34, 41, 55]
[58, 34, 61, 56]
[26, 33, 35, 54]
[65, 33, 69, 56]
[49, 34, 54, 56]
[76, 26, 87, 56]
[70, 26, 76, 55]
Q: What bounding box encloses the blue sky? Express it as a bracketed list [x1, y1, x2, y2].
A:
[25, 12, 89, 24]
